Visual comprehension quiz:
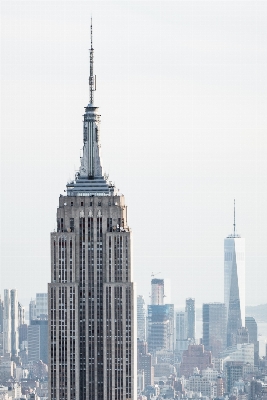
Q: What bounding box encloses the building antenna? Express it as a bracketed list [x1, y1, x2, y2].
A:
[233, 199, 236, 237]
[89, 17, 96, 105]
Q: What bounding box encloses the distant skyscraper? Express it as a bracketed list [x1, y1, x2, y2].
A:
[36, 293, 48, 319]
[48, 22, 136, 400]
[28, 319, 48, 364]
[137, 295, 146, 341]
[176, 312, 187, 341]
[245, 316, 259, 365]
[137, 339, 154, 387]
[3, 289, 19, 358]
[10, 289, 19, 358]
[151, 279, 164, 305]
[3, 289, 11, 354]
[224, 202, 245, 347]
[29, 299, 36, 322]
[0, 296, 3, 334]
[147, 304, 174, 354]
[147, 279, 174, 354]
[175, 311, 189, 352]
[245, 317, 257, 343]
[186, 298, 195, 342]
[202, 303, 227, 357]
[18, 302, 25, 326]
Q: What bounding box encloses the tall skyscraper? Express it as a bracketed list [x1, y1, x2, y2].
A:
[202, 303, 227, 357]
[186, 298, 195, 342]
[147, 279, 174, 354]
[224, 202, 245, 347]
[3, 289, 11, 354]
[175, 311, 189, 352]
[137, 295, 146, 341]
[10, 289, 19, 358]
[0, 296, 3, 334]
[28, 319, 48, 364]
[3, 289, 19, 357]
[48, 23, 136, 400]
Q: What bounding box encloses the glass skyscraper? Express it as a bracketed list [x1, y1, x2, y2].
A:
[224, 206, 245, 347]
[202, 303, 227, 357]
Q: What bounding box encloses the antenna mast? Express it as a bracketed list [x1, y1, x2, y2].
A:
[89, 18, 96, 104]
[233, 199, 236, 237]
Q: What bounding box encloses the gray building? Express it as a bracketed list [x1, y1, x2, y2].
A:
[186, 298, 195, 342]
[0, 296, 3, 334]
[175, 311, 189, 352]
[3, 289, 19, 357]
[10, 289, 19, 358]
[147, 280, 174, 354]
[28, 319, 48, 364]
[3, 289, 11, 354]
[48, 23, 136, 400]
[245, 316, 259, 365]
[202, 303, 227, 357]
[137, 295, 146, 341]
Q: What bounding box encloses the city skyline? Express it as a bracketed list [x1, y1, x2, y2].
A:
[1, 2, 267, 308]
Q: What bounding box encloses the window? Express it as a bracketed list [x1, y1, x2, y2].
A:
[81, 202, 84, 206]
[71, 202, 73, 207]
[70, 218, 74, 232]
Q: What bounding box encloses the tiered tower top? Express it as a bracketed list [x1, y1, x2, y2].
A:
[66, 20, 113, 197]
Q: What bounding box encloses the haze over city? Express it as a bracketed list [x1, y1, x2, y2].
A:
[1, 1, 267, 308]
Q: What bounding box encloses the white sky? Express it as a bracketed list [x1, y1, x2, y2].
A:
[1, 1, 267, 310]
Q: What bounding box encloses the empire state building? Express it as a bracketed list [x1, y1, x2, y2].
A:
[48, 24, 136, 400]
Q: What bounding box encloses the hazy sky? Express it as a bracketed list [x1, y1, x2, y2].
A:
[1, 1, 267, 310]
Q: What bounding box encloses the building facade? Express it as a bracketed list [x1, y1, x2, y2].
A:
[137, 295, 146, 341]
[175, 311, 189, 352]
[202, 303, 227, 357]
[36, 293, 48, 319]
[151, 279, 164, 305]
[28, 319, 48, 364]
[137, 340, 154, 387]
[180, 345, 213, 378]
[48, 25, 136, 400]
[147, 279, 174, 354]
[245, 316, 259, 365]
[219, 343, 254, 366]
[185, 298, 195, 342]
[147, 304, 174, 354]
[10, 289, 19, 358]
[3, 290, 11, 355]
[3, 289, 19, 358]
[224, 208, 245, 347]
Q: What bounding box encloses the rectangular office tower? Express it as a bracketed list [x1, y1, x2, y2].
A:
[48, 24, 136, 400]
[202, 303, 227, 357]
[224, 203, 245, 347]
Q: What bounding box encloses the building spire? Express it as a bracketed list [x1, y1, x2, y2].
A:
[233, 199, 236, 236]
[89, 18, 96, 105]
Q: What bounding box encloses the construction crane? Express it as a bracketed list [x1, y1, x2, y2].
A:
[151, 271, 161, 278]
